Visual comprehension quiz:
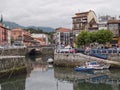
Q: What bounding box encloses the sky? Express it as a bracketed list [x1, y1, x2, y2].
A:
[0, 0, 120, 29]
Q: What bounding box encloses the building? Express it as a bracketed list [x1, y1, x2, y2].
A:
[98, 22, 108, 30]
[107, 20, 120, 46]
[31, 34, 49, 45]
[55, 27, 72, 46]
[72, 10, 98, 37]
[98, 15, 116, 30]
[0, 22, 8, 46]
[11, 28, 33, 46]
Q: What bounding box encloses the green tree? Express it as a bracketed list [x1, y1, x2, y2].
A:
[76, 31, 91, 47]
[76, 30, 113, 47]
[96, 29, 113, 44]
[89, 32, 97, 43]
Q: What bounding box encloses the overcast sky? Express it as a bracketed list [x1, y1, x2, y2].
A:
[0, 0, 120, 28]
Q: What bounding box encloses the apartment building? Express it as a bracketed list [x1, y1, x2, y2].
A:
[98, 15, 115, 30]
[0, 23, 8, 46]
[55, 27, 72, 46]
[72, 10, 98, 37]
[107, 20, 120, 46]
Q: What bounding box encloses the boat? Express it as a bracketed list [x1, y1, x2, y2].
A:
[74, 66, 94, 71]
[85, 61, 110, 70]
[47, 58, 53, 64]
[90, 50, 108, 59]
[75, 61, 110, 71]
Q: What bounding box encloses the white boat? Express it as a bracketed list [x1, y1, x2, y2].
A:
[75, 61, 110, 72]
[47, 58, 53, 64]
[85, 61, 110, 70]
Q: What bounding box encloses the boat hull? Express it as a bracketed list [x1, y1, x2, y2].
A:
[75, 67, 94, 71]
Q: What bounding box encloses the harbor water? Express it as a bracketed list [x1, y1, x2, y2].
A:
[0, 56, 120, 90]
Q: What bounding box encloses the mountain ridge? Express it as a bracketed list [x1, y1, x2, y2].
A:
[3, 21, 55, 32]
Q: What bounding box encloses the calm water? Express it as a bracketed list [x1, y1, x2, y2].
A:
[0, 56, 120, 90]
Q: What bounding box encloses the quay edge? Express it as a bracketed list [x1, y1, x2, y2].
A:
[54, 53, 120, 68]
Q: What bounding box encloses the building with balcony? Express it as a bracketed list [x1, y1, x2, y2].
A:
[72, 10, 98, 37]
[107, 20, 120, 46]
[55, 27, 72, 46]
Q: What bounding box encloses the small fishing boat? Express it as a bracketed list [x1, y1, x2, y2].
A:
[74, 66, 94, 71]
[75, 61, 110, 71]
[85, 61, 110, 70]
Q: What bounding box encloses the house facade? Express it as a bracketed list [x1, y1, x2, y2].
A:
[31, 34, 49, 45]
[0, 23, 8, 46]
[98, 15, 115, 30]
[11, 28, 32, 46]
[72, 10, 98, 37]
[107, 20, 120, 46]
[55, 27, 72, 46]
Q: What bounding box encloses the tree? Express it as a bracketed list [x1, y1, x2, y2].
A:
[96, 30, 113, 44]
[76, 31, 91, 47]
[76, 29, 113, 48]
[89, 32, 97, 43]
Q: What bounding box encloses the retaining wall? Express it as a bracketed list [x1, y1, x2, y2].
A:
[54, 53, 120, 67]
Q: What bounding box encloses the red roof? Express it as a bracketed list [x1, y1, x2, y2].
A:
[56, 28, 71, 33]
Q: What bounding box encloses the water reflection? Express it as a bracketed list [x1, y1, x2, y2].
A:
[54, 67, 120, 90]
[0, 55, 120, 90]
[0, 74, 26, 90]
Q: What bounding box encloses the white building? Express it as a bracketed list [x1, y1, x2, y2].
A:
[31, 33, 49, 45]
[55, 27, 72, 46]
[98, 15, 116, 30]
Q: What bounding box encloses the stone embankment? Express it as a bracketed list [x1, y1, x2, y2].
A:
[0, 48, 27, 56]
[0, 48, 28, 78]
[54, 52, 120, 68]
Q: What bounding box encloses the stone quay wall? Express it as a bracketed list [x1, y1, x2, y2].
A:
[0, 56, 27, 79]
[54, 53, 120, 67]
[0, 48, 28, 78]
[0, 48, 27, 56]
[0, 56, 26, 71]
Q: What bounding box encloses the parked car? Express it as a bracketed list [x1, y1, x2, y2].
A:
[69, 48, 77, 53]
[56, 47, 76, 53]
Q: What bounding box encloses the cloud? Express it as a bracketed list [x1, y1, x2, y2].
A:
[0, 0, 120, 28]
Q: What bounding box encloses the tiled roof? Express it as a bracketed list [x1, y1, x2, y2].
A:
[56, 28, 71, 32]
[11, 28, 24, 31]
[75, 11, 89, 16]
[108, 20, 120, 24]
[72, 10, 93, 19]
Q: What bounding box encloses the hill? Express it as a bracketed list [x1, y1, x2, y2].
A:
[3, 21, 55, 32]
